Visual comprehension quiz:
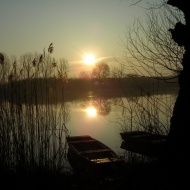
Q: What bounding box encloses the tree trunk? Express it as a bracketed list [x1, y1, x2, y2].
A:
[162, 0, 190, 169]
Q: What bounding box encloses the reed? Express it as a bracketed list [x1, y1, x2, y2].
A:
[0, 44, 70, 174]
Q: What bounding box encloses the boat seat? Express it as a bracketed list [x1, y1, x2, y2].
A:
[67, 139, 96, 144]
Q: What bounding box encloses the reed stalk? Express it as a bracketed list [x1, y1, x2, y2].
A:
[0, 45, 70, 174]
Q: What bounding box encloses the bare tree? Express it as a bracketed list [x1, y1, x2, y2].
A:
[114, 2, 179, 135]
[0, 53, 12, 83]
[91, 62, 110, 79]
[121, 2, 184, 79]
[123, 0, 190, 179]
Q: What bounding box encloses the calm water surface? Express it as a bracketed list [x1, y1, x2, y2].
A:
[65, 94, 177, 156]
[67, 102, 123, 155]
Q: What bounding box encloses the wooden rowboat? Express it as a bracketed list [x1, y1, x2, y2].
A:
[120, 131, 166, 158]
[66, 135, 124, 175]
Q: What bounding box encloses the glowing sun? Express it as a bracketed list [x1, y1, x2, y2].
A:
[83, 54, 96, 65]
[86, 107, 97, 117]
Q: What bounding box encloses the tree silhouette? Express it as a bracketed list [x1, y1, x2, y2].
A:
[124, 1, 189, 166]
[91, 62, 110, 79]
[121, 2, 189, 184]
[121, 3, 184, 79]
[163, 0, 190, 168]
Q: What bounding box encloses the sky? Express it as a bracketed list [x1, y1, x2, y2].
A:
[0, 0, 162, 77]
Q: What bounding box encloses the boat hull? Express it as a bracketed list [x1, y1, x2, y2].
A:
[120, 131, 166, 158]
[66, 135, 124, 175]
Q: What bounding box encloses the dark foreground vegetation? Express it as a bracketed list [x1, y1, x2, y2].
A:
[0, 159, 185, 190]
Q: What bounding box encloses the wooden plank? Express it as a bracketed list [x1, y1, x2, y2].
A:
[79, 148, 111, 154]
[67, 139, 96, 144]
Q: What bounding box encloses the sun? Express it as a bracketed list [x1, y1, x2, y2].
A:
[83, 54, 96, 65]
[86, 107, 97, 117]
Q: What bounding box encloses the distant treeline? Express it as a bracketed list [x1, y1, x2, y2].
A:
[0, 76, 179, 104]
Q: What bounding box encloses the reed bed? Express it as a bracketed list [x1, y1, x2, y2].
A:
[0, 45, 70, 174]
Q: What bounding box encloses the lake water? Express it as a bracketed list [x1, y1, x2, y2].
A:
[0, 91, 177, 173]
[65, 93, 177, 156]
